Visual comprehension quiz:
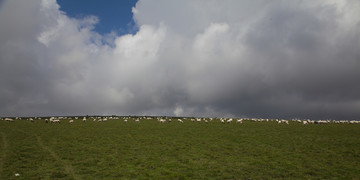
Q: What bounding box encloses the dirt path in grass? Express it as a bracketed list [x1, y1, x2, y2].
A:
[0, 132, 8, 177]
[36, 135, 79, 180]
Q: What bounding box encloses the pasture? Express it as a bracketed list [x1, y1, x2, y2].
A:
[1, 117, 360, 179]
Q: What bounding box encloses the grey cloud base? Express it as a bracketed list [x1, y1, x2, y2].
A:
[0, 0, 360, 120]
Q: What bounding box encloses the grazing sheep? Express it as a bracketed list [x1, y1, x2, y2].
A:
[236, 119, 243, 123]
[124, 119, 128, 122]
[49, 117, 55, 123]
[349, 120, 360, 124]
[4, 118, 14, 122]
[277, 120, 289, 124]
[69, 120, 74, 124]
[316, 120, 329, 124]
[53, 119, 60, 123]
[135, 119, 140, 122]
[178, 119, 184, 123]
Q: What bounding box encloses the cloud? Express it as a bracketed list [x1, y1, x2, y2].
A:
[0, 0, 360, 119]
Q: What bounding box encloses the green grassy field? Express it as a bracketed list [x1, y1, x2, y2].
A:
[1, 117, 360, 179]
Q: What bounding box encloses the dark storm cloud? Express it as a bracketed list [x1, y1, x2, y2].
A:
[0, 0, 359, 119]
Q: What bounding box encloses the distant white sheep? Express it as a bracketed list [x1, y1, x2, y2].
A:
[12, 115, 357, 126]
[53, 119, 60, 123]
[278, 120, 289, 124]
[4, 118, 14, 122]
[316, 120, 329, 124]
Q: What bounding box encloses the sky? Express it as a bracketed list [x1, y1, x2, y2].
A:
[0, 0, 360, 119]
[57, 0, 138, 35]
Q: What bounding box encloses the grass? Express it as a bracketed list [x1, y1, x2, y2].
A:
[1, 117, 360, 179]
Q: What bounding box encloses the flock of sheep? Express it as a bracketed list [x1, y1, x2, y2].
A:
[155, 117, 360, 125]
[1, 116, 360, 125]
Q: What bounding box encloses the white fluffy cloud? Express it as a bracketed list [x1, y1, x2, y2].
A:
[0, 0, 360, 119]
